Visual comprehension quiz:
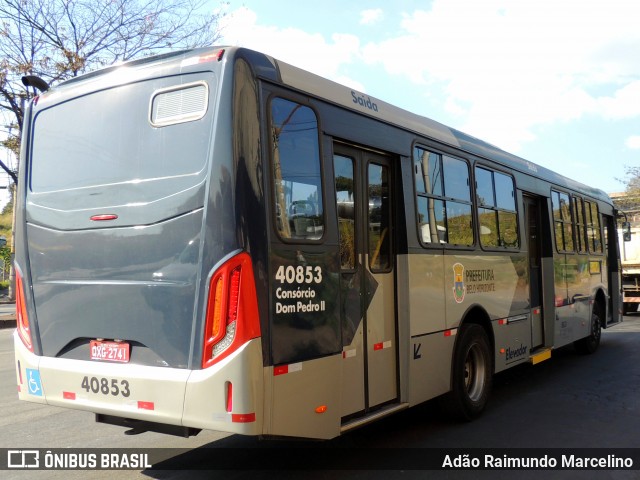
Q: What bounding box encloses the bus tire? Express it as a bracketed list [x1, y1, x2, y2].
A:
[441, 323, 492, 421]
[574, 303, 602, 355]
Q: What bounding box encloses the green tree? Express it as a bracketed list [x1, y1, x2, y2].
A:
[613, 166, 640, 213]
[0, 0, 226, 164]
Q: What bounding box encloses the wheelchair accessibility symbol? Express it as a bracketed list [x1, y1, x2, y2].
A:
[26, 369, 43, 397]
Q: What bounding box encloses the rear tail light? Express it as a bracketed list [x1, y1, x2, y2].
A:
[202, 252, 260, 368]
[16, 271, 33, 352]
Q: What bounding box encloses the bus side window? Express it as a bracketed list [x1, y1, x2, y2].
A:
[270, 97, 324, 241]
[475, 167, 519, 249]
[552, 190, 575, 252]
[572, 196, 588, 253]
[413, 147, 473, 246]
[585, 200, 603, 254]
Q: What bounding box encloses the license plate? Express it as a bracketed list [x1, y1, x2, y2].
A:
[90, 340, 130, 363]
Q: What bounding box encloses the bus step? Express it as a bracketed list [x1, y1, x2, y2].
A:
[530, 348, 552, 365]
[340, 403, 410, 434]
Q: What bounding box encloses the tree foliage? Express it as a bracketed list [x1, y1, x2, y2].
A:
[613, 165, 640, 213]
[0, 0, 226, 159]
[622, 166, 640, 194]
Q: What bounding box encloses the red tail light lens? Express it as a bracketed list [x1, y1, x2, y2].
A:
[16, 271, 33, 352]
[202, 252, 260, 368]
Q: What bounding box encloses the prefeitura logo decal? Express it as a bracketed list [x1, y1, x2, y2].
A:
[453, 263, 466, 303]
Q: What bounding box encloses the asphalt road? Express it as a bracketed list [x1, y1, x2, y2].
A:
[1, 316, 640, 480]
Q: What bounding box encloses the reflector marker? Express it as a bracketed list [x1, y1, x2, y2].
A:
[63, 391, 76, 400]
[225, 382, 233, 413]
[373, 340, 392, 351]
[90, 214, 118, 221]
[137, 401, 155, 410]
[444, 328, 458, 337]
[273, 362, 302, 376]
[231, 413, 256, 423]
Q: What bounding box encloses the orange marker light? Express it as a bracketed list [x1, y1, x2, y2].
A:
[315, 405, 328, 414]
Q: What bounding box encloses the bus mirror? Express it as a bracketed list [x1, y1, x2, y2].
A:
[622, 222, 631, 242]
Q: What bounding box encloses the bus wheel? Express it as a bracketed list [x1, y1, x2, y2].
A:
[574, 303, 602, 355]
[441, 323, 492, 421]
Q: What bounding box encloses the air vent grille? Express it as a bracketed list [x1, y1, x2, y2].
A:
[150, 82, 208, 126]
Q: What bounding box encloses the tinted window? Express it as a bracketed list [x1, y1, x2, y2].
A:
[552, 190, 574, 252]
[334, 155, 356, 269]
[475, 167, 519, 249]
[443, 155, 470, 201]
[369, 163, 391, 271]
[573, 196, 587, 253]
[414, 149, 442, 197]
[271, 98, 324, 241]
[475, 168, 494, 207]
[413, 147, 473, 246]
[585, 200, 603, 254]
[31, 75, 213, 193]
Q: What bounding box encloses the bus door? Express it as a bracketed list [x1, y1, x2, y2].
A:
[604, 214, 623, 325]
[333, 144, 398, 419]
[525, 195, 544, 348]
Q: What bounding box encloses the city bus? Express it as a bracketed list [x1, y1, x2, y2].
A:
[14, 46, 623, 440]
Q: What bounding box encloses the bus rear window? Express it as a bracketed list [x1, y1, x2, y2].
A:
[30, 75, 213, 193]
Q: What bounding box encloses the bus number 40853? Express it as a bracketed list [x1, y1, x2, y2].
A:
[81, 376, 131, 397]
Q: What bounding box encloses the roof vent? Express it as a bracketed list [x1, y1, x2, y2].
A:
[150, 82, 208, 127]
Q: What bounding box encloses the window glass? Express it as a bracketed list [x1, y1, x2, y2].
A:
[552, 191, 563, 220]
[560, 193, 572, 221]
[447, 202, 473, 246]
[479, 208, 499, 247]
[334, 155, 356, 269]
[369, 163, 391, 270]
[475, 166, 519, 249]
[475, 168, 494, 207]
[271, 98, 324, 241]
[586, 201, 603, 253]
[413, 147, 442, 196]
[31, 75, 212, 194]
[495, 172, 516, 210]
[551, 190, 574, 252]
[413, 146, 474, 247]
[498, 211, 519, 247]
[573, 197, 587, 253]
[443, 156, 470, 201]
[563, 223, 574, 251]
[417, 197, 446, 243]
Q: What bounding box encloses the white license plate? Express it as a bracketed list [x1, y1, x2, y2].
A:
[90, 340, 130, 363]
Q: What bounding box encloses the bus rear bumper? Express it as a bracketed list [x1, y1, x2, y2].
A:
[14, 332, 263, 436]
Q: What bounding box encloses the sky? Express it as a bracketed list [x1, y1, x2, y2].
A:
[217, 0, 640, 195]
